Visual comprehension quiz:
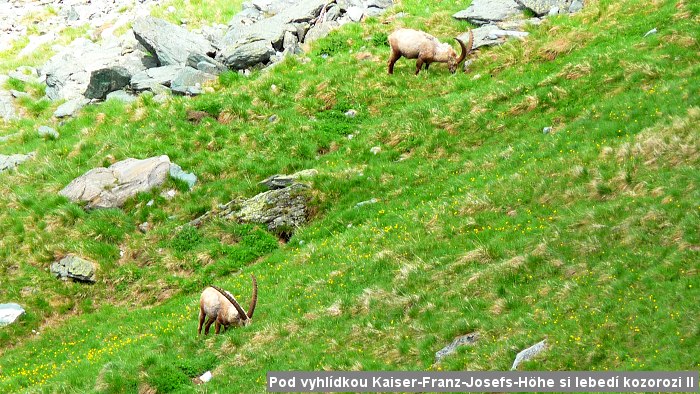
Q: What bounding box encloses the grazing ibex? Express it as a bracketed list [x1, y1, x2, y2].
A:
[387, 28, 473, 75]
[198, 274, 258, 335]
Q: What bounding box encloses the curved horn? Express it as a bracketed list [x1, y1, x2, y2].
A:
[247, 274, 258, 318]
[454, 29, 473, 65]
[211, 285, 248, 321]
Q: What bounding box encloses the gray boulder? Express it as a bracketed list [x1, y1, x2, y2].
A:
[170, 67, 217, 95]
[453, 0, 523, 25]
[0, 303, 24, 326]
[219, 40, 275, 70]
[38, 125, 59, 139]
[224, 183, 311, 234]
[0, 153, 33, 173]
[132, 16, 216, 67]
[105, 90, 138, 103]
[169, 163, 197, 189]
[59, 155, 172, 209]
[511, 339, 547, 370]
[515, 0, 583, 15]
[54, 98, 90, 118]
[50, 254, 96, 283]
[130, 65, 183, 91]
[187, 53, 228, 74]
[42, 38, 157, 101]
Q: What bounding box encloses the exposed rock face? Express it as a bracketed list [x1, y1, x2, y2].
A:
[50, 254, 97, 283]
[60, 155, 171, 209]
[41, 37, 157, 101]
[452, 0, 523, 25]
[132, 16, 217, 67]
[38, 125, 59, 138]
[0, 153, 33, 173]
[0, 303, 25, 326]
[225, 183, 312, 233]
[0, 88, 16, 122]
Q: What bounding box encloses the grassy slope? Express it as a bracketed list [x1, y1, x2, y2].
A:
[0, 0, 698, 392]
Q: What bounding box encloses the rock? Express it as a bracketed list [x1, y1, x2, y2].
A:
[169, 163, 197, 189]
[8, 66, 38, 83]
[511, 339, 547, 370]
[50, 254, 97, 283]
[138, 222, 151, 233]
[543, 126, 552, 134]
[354, 198, 378, 208]
[268, 114, 278, 122]
[105, 90, 138, 103]
[515, 0, 583, 16]
[259, 169, 318, 190]
[219, 40, 276, 70]
[346, 6, 365, 22]
[42, 37, 157, 101]
[187, 53, 228, 74]
[452, 0, 523, 26]
[370, 146, 381, 155]
[304, 21, 339, 43]
[170, 67, 217, 95]
[0, 133, 19, 143]
[130, 65, 183, 91]
[458, 25, 529, 50]
[54, 98, 90, 118]
[199, 371, 213, 383]
[38, 125, 59, 139]
[19, 32, 57, 57]
[224, 183, 311, 234]
[569, 0, 584, 12]
[59, 155, 172, 209]
[10, 89, 30, 99]
[344, 109, 357, 117]
[0, 89, 16, 121]
[0, 153, 33, 173]
[0, 303, 24, 326]
[435, 332, 480, 363]
[219, 0, 327, 60]
[132, 16, 216, 66]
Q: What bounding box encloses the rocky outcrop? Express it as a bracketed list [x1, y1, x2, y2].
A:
[41, 36, 157, 101]
[225, 183, 312, 234]
[0, 303, 25, 326]
[130, 65, 183, 91]
[60, 155, 172, 209]
[50, 254, 97, 283]
[132, 16, 216, 67]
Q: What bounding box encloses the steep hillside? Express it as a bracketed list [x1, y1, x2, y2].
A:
[0, 0, 698, 392]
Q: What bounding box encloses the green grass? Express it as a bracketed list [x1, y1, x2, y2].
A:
[0, 0, 698, 392]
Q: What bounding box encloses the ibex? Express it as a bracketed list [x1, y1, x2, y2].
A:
[198, 274, 258, 335]
[387, 28, 473, 75]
